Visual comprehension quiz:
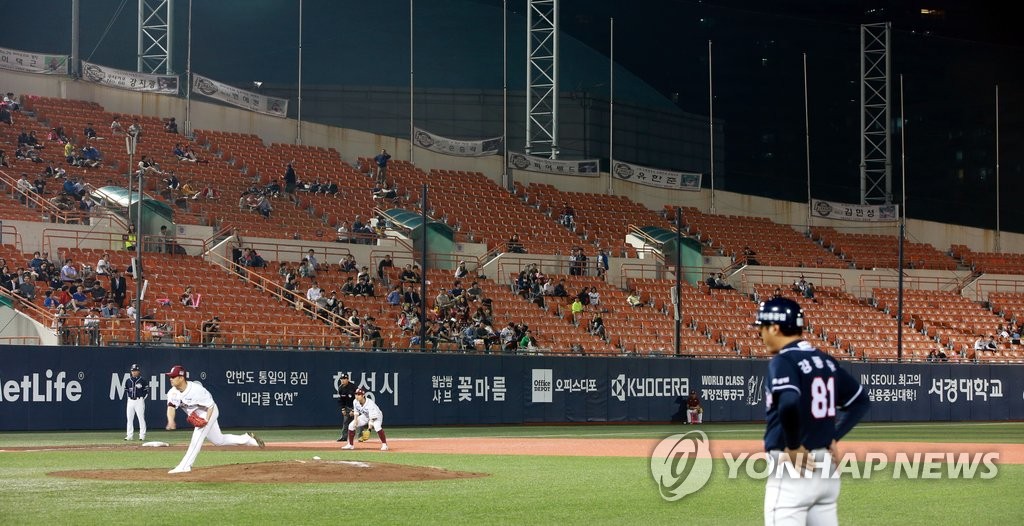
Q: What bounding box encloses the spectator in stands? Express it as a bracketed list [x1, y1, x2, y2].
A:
[297, 258, 315, 279]
[335, 221, 351, 243]
[306, 280, 323, 308]
[110, 116, 124, 135]
[985, 335, 998, 352]
[180, 180, 199, 200]
[305, 249, 320, 272]
[82, 145, 102, 168]
[559, 203, 575, 228]
[570, 297, 585, 325]
[743, 245, 759, 265]
[127, 118, 143, 140]
[588, 287, 601, 309]
[16, 173, 32, 205]
[372, 181, 398, 200]
[84, 123, 99, 140]
[96, 253, 112, 276]
[323, 180, 338, 194]
[627, 290, 643, 308]
[772, 286, 783, 299]
[88, 282, 106, 303]
[395, 264, 414, 284]
[714, 273, 734, 290]
[377, 254, 394, 280]
[173, 143, 194, 162]
[163, 117, 178, 134]
[596, 248, 609, 279]
[60, 258, 79, 283]
[0, 103, 11, 125]
[803, 281, 816, 301]
[518, 329, 538, 350]
[138, 156, 162, 176]
[588, 312, 606, 339]
[0, 149, 8, 167]
[255, 194, 272, 218]
[70, 285, 91, 311]
[373, 148, 391, 184]
[792, 275, 808, 294]
[109, 269, 127, 307]
[180, 286, 197, 307]
[283, 162, 297, 196]
[44, 161, 65, 178]
[17, 144, 42, 163]
[200, 316, 221, 345]
[705, 272, 718, 289]
[32, 173, 46, 196]
[100, 301, 119, 318]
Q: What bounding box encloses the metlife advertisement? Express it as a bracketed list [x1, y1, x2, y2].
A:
[1, 346, 1021, 430]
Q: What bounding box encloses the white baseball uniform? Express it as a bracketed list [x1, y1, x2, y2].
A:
[349, 396, 384, 432]
[166, 381, 257, 471]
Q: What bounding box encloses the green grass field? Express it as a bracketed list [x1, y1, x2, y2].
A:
[1, 423, 1022, 525]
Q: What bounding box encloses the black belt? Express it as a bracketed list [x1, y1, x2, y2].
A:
[128, 396, 146, 400]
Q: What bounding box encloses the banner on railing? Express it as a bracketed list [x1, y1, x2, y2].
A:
[507, 152, 600, 177]
[0, 46, 68, 75]
[611, 160, 701, 191]
[80, 61, 178, 94]
[811, 199, 899, 222]
[192, 73, 288, 118]
[414, 128, 502, 157]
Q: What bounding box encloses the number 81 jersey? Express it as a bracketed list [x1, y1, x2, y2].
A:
[764, 340, 865, 451]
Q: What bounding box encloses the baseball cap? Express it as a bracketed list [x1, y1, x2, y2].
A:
[339, 373, 349, 379]
[355, 388, 366, 395]
[166, 365, 187, 378]
[130, 364, 140, 371]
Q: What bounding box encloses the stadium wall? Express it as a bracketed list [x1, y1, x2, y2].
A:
[3, 69, 1022, 255]
[1, 346, 1020, 431]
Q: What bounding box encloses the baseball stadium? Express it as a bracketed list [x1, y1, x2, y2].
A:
[1, 1, 1023, 524]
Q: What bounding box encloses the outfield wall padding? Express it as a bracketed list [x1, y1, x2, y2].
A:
[0, 346, 1021, 430]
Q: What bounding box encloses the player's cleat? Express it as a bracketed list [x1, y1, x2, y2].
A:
[124, 436, 132, 441]
[139, 436, 146, 441]
[250, 433, 265, 449]
[341, 444, 355, 450]
[168, 466, 191, 474]
[336, 437, 345, 442]
[380, 444, 390, 451]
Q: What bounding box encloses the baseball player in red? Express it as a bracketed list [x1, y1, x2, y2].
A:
[164, 365, 265, 474]
[754, 298, 870, 525]
[341, 388, 389, 451]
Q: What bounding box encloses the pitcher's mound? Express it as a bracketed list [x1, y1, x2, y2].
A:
[50, 460, 487, 483]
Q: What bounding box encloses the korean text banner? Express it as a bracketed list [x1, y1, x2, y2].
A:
[192, 73, 288, 118]
[81, 61, 178, 94]
[508, 152, 600, 177]
[414, 128, 503, 157]
[0, 46, 68, 75]
[811, 199, 899, 222]
[612, 160, 701, 191]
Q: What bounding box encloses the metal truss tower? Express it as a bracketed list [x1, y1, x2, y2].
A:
[138, 0, 174, 74]
[526, 0, 559, 159]
[860, 22, 892, 205]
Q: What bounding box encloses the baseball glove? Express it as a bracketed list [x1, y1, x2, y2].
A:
[360, 429, 371, 442]
[187, 412, 208, 428]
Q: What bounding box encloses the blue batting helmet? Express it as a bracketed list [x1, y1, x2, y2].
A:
[753, 297, 804, 330]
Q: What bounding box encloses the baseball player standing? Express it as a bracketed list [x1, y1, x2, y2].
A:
[335, 374, 357, 441]
[164, 365, 265, 474]
[124, 364, 149, 441]
[341, 389, 389, 451]
[753, 297, 870, 526]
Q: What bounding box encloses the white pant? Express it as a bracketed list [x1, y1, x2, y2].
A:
[174, 412, 256, 471]
[348, 413, 383, 433]
[687, 409, 703, 424]
[764, 449, 839, 526]
[126, 398, 147, 439]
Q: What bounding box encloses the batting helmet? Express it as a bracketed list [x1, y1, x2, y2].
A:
[752, 297, 804, 330]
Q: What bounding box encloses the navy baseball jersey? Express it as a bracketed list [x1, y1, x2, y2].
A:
[764, 340, 865, 451]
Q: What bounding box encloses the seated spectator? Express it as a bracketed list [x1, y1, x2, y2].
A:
[587, 286, 600, 308]
[339, 254, 358, 273]
[588, 313, 606, 339]
[33, 173, 46, 195]
[386, 284, 402, 306]
[792, 275, 808, 294]
[163, 117, 178, 133]
[127, 118, 143, 139]
[81, 145, 102, 168]
[803, 281, 816, 300]
[627, 291, 643, 308]
[507, 234, 526, 253]
[372, 182, 398, 200]
[180, 180, 200, 200]
[70, 285, 91, 311]
[200, 316, 221, 344]
[137, 155, 162, 176]
[180, 286, 199, 307]
[335, 221, 351, 243]
[16, 173, 32, 204]
[340, 277, 357, 296]
[985, 335, 998, 352]
[100, 301, 120, 318]
[44, 162, 66, 178]
[84, 123, 100, 140]
[323, 180, 338, 194]
[110, 116, 124, 135]
[16, 273, 36, 300]
[570, 297, 585, 324]
[298, 258, 316, 278]
[559, 203, 575, 228]
[3, 92, 19, 111]
[60, 258, 79, 283]
[173, 143, 194, 162]
[552, 279, 568, 297]
[398, 264, 418, 283]
[251, 194, 272, 218]
[713, 273, 734, 290]
[518, 329, 538, 350]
